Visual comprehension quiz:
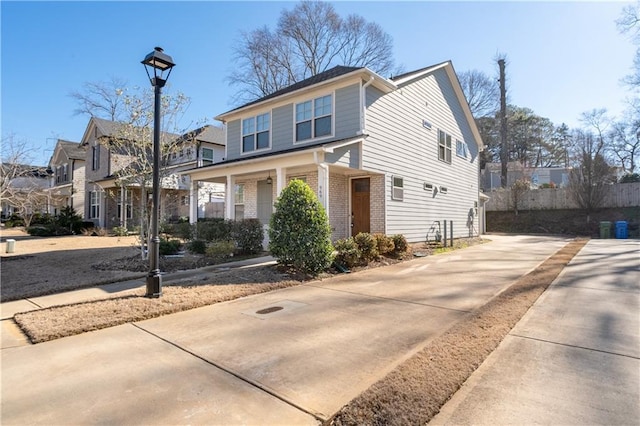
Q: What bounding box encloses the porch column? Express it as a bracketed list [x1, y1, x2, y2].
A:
[225, 175, 235, 220]
[317, 163, 329, 217]
[275, 167, 284, 196]
[189, 179, 198, 224]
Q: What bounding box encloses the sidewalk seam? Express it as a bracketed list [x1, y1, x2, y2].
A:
[509, 334, 640, 360]
[130, 323, 327, 423]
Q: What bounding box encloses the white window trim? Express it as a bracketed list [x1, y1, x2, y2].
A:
[117, 190, 133, 219]
[438, 130, 453, 164]
[392, 175, 404, 201]
[90, 191, 100, 219]
[241, 112, 272, 155]
[293, 93, 335, 144]
[201, 147, 215, 166]
[456, 139, 468, 159]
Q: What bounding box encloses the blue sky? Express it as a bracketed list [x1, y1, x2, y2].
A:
[1, 1, 635, 166]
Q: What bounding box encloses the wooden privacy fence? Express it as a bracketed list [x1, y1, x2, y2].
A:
[485, 182, 640, 211]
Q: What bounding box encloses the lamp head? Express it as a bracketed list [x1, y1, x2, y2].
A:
[142, 47, 175, 87]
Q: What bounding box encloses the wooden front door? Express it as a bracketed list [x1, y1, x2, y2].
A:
[351, 178, 370, 236]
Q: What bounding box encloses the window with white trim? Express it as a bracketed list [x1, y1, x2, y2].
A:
[181, 195, 189, 206]
[90, 191, 100, 219]
[438, 130, 452, 164]
[201, 147, 214, 166]
[456, 140, 468, 158]
[117, 189, 132, 219]
[234, 183, 245, 220]
[392, 176, 404, 201]
[242, 112, 270, 153]
[296, 94, 332, 141]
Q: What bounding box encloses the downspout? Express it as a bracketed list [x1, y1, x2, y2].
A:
[360, 76, 375, 134]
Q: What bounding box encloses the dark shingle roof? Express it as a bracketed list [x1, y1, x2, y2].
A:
[58, 140, 85, 160]
[177, 125, 225, 145]
[219, 65, 364, 117]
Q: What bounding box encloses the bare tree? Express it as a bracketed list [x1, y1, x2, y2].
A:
[609, 101, 640, 173]
[568, 129, 615, 220]
[1, 134, 35, 199]
[69, 77, 129, 121]
[617, 2, 640, 90]
[458, 69, 499, 118]
[228, 0, 396, 103]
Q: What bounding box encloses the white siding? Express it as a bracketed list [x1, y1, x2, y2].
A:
[364, 68, 480, 242]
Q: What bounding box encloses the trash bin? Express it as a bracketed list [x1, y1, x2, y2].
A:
[5, 239, 15, 253]
[599, 221, 611, 239]
[615, 221, 628, 239]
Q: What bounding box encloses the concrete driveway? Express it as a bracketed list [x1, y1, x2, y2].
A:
[0, 235, 594, 424]
[431, 239, 640, 425]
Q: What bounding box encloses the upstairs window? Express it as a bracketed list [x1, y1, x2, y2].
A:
[242, 112, 270, 153]
[201, 147, 214, 166]
[438, 130, 452, 164]
[63, 164, 68, 182]
[456, 140, 468, 158]
[296, 94, 332, 142]
[92, 145, 100, 170]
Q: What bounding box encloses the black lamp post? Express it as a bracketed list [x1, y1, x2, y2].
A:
[141, 47, 175, 298]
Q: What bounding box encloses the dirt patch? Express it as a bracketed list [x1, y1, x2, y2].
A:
[329, 238, 588, 426]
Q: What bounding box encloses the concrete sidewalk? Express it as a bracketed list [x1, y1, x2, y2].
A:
[1, 235, 577, 424]
[431, 239, 640, 425]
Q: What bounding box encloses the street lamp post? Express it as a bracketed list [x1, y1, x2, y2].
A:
[141, 47, 175, 298]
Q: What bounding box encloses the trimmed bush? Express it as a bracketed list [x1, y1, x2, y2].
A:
[205, 241, 235, 258]
[159, 238, 182, 255]
[391, 234, 409, 255]
[187, 239, 207, 255]
[173, 222, 194, 240]
[112, 226, 128, 236]
[333, 238, 360, 268]
[373, 233, 395, 256]
[354, 232, 379, 263]
[195, 218, 233, 242]
[232, 218, 264, 254]
[269, 179, 333, 275]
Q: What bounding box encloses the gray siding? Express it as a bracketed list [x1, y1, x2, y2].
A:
[272, 104, 293, 153]
[364, 68, 480, 242]
[325, 144, 360, 169]
[226, 119, 241, 160]
[335, 83, 360, 139]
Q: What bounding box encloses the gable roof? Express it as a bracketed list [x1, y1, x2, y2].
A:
[80, 116, 180, 145]
[57, 140, 85, 161]
[215, 65, 396, 121]
[393, 60, 484, 151]
[177, 125, 225, 146]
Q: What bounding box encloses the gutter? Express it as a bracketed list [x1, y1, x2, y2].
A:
[360, 76, 375, 134]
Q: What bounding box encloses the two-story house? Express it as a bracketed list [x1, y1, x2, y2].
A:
[81, 117, 225, 229]
[45, 139, 86, 216]
[183, 61, 484, 243]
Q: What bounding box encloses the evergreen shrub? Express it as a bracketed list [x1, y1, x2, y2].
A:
[268, 179, 333, 275]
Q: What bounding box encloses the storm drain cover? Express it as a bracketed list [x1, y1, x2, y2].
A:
[256, 306, 284, 315]
[242, 300, 308, 320]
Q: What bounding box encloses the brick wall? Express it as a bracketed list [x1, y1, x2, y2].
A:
[370, 174, 385, 234]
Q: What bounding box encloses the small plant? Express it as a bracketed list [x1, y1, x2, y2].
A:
[159, 238, 182, 255]
[391, 234, 408, 256]
[187, 239, 207, 255]
[112, 226, 128, 236]
[373, 233, 395, 256]
[333, 237, 360, 268]
[354, 232, 379, 263]
[205, 240, 235, 258]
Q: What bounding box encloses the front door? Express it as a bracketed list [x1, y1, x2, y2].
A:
[351, 177, 370, 236]
[256, 180, 273, 225]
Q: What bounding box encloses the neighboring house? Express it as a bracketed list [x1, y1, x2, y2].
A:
[183, 61, 484, 243]
[45, 139, 86, 216]
[0, 163, 51, 219]
[481, 162, 572, 191]
[81, 117, 225, 229]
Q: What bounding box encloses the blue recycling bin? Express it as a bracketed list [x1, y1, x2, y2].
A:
[615, 221, 628, 239]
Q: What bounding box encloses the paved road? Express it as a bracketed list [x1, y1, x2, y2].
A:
[431, 239, 640, 425]
[3, 235, 635, 425]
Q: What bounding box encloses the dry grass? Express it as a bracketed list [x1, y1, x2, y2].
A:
[14, 266, 302, 343]
[329, 238, 588, 426]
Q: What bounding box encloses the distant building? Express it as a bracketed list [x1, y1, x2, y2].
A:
[481, 162, 571, 191]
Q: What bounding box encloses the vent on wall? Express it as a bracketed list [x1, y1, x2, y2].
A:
[440, 186, 448, 194]
[424, 182, 434, 192]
